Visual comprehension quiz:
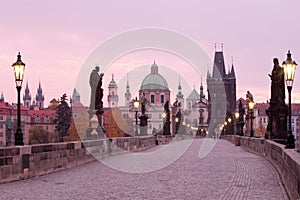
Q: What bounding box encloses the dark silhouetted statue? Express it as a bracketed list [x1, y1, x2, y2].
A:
[89, 66, 100, 111]
[266, 58, 288, 140]
[95, 72, 104, 128]
[163, 101, 171, 135]
[140, 92, 147, 116]
[269, 58, 285, 105]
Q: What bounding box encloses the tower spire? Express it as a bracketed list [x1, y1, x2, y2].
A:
[125, 73, 131, 106]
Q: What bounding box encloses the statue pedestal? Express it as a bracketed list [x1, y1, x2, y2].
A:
[163, 121, 171, 135]
[86, 114, 105, 140]
[139, 115, 148, 136]
[266, 103, 288, 140]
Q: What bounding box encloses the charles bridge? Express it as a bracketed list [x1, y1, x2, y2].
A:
[0, 135, 299, 199]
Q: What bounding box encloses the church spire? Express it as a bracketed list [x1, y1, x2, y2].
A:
[200, 79, 205, 100]
[125, 74, 131, 106]
[176, 76, 184, 108]
[23, 82, 32, 108]
[0, 92, 4, 102]
[36, 81, 45, 109]
[151, 61, 158, 74]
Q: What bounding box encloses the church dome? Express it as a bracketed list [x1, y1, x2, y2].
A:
[140, 62, 169, 91]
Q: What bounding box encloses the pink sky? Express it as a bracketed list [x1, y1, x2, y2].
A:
[1, 0, 300, 106]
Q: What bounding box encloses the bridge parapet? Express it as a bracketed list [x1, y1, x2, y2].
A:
[0, 136, 155, 184]
[222, 135, 300, 200]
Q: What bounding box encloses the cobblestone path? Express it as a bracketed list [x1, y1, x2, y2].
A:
[0, 139, 288, 200]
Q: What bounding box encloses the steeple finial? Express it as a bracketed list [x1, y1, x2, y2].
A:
[214, 43, 216, 52]
[221, 43, 224, 51]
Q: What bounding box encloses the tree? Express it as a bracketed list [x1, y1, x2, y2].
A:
[54, 94, 72, 142]
[29, 126, 50, 144]
[65, 118, 80, 141]
[255, 118, 266, 138]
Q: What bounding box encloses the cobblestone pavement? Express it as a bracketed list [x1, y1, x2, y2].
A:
[0, 139, 288, 200]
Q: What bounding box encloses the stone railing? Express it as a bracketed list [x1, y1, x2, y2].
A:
[0, 136, 155, 184]
[222, 135, 300, 200]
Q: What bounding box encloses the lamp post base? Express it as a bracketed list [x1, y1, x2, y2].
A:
[14, 128, 24, 146]
[286, 130, 295, 149]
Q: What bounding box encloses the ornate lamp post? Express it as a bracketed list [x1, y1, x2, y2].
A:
[12, 52, 25, 145]
[133, 97, 139, 136]
[282, 50, 297, 149]
[248, 101, 255, 137]
[235, 111, 240, 136]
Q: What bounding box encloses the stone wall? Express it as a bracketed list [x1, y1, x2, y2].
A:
[0, 136, 155, 184]
[222, 135, 300, 200]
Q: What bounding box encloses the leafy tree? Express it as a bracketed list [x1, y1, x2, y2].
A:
[29, 126, 50, 144]
[65, 118, 80, 141]
[255, 118, 266, 138]
[54, 94, 72, 142]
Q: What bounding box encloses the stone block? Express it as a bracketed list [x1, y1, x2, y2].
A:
[5, 157, 13, 165]
[0, 158, 4, 166]
[43, 144, 53, 152]
[13, 156, 21, 165]
[20, 146, 31, 155]
[1, 165, 11, 179]
[74, 142, 82, 150]
[0, 149, 4, 157]
[5, 148, 20, 156]
[31, 145, 43, 154]
[40, 152, 48, 160]
[67, 143, 75, 150]
[60, 150, 68, 158]
[11, 164, 22, 174]
[48, 152, 59, 160]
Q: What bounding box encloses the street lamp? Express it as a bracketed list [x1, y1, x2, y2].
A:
[133, 97, 139, 136]
[248, 101, 255, 137]
[235, 111, 240, 136]
[282, 50, 297, 149]
[12, 52, 25, 145]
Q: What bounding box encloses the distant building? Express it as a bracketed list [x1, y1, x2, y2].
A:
[183, 81, 209, 135]
[138, 61, 170, 134]
[107, 74, 119, 108]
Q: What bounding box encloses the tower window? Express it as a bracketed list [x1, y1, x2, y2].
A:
[151, 95, 155, 103]
[160, 95, 164, 104]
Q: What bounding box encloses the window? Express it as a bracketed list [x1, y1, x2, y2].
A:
[0, 116, 3, 120]
[36, 115, 40, 123]
[151, 95, 155, 103]
[45, 115, 50, 123]
[0, 141, 2, 146]
[0, 124, 3, 128]
[0, 132, 2, 137]
[160, 95, 164, 104]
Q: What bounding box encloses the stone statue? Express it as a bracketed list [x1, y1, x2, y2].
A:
[268, 58, 285, 105]
[95, 73, 104, 128]
[89, 66, 100, 111]
[140, 92, 147, 116]
[246, 91, 254, 102]
[164, 101, 170, 121]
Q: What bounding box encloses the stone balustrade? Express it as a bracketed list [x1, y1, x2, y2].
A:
[222, 135, 300, 200]
[0, 136, 155, 184]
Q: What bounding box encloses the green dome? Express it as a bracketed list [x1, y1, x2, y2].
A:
[140, 62, 169, 91]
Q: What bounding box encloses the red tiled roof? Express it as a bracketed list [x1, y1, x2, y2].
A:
[254, 102, 269, 116]
[50, 98, 59, 103]
[28, 109, 56, 116]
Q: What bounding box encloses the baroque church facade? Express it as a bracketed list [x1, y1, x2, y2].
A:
[105, 61, 210, 136]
